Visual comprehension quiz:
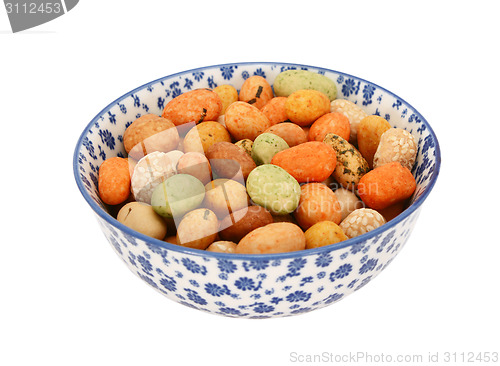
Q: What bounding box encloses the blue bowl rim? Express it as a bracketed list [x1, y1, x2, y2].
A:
[73, 61, 441, 260]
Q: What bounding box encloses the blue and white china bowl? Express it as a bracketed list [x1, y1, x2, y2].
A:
[73, 62, 440, 318]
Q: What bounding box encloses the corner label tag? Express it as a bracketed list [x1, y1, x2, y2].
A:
[4, 0, 79, 33]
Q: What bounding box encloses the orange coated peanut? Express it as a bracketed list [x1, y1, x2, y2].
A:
[294, 183, 342, 230]
[357, 162, 416, 210]
[264, 122, 307, 147]
[239, 76, 274, 110]
[308, 112, 350, 142]
[98, 157, 131, 205]
[162, 89, 222, 127]
[271, 141, 337, 183]
[357, 115, 391, 168]
[261, 97, 289, 125]
[285, 89, 330, 127]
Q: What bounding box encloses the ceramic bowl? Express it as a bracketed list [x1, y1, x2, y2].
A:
[73, 62, 440, 318]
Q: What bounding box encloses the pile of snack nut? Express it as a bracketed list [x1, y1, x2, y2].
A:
[98, 70, 417, 254]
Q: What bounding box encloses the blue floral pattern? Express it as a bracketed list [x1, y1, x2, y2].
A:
[74, 62, 440, 318]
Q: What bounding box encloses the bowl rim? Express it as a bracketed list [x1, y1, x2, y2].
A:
[73, 61, 441, 260]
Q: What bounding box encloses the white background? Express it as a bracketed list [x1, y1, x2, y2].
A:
[1, 1, 499, 365]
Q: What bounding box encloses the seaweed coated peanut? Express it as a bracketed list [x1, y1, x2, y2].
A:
[203, 179, 249, 218]
[246, 164, 301, 215]
[98, 157, 131, 205]
[251, 133, 289, 165]
[339, 208, 386, 239]
[322, 133, 369, 190]
[151, 174, 205, 218]
[273, 70, 337, 101]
